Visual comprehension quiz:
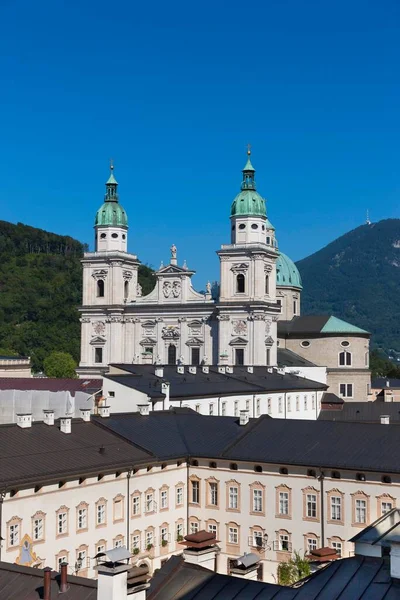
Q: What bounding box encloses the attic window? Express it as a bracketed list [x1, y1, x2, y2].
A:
[230, 463, 238, 471]
[239, 224, 246, 230]
[356, 473, 366, 482]
[251, 224, 258, 230]
[254, 465, 262, 473]
[100, 233, 106, 239]
[191, 460, 199, 467]
[331, 471, 341, 479]
[307, 469, 317, 478]
[301, 341, 310, 348]
[209, 462, 217, 469]
[382, 475, 392, 484]
[122, 234, 126, 240]
[279, 467, 288, 475]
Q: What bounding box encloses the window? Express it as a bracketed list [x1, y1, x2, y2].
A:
[145, 492, 154, 513]
[306, 494, 317, 518]
[124, 280, 129, 300]
[209, 404, 214, 415]
[228, 527, 238, 544]
[109, 391, 115, 398]
[229, 486, 239, 510]
[341, 340, 350, 347]
[76, 549, 87, 570]
[382, 501, 393, 514]
[266, 348, 271, 366]
[293, 300, 297, 315]
[111, 233, 118, 239]
[267, 399, 271, 415]
[132, 495, 140, 516]
[279, 533, 289, 551]
[301, 341, 310, 348]
[236, 274, 245, 293]
[77, 507, 87, 530]
[339, 351, 352, 366]
[161, 527, 168, 543]
[97, 503, 106, 525]
[339, 383, 353, 398]
[131, 534, 140, 550]
[160, 489, 168, 510]
[256, 399, 260, 417]
[146, 530, 153, 548]
[265, 275, 269, 295]
[356, 499, 367, 523]
[235, 349, 244, 366]
[331, 541, 342, 557]
[58, 511, 68, 535]
[97, 279, 104, 298]
[246, 399, 250, 411]
[33, 517, 43, 541]
[251, 223, 258, 230]
[221, 402, 227, 416]
[176, 522, 184, 540]
[167, 344, 176, 365]
[331, 496, 342, 521]
[278, 397, 283, 413]
[287, 396, 291, 412]
[253, 489, 263, 513]
[304, 396, 308, 410]
[9, 523, 19, 546]
[234, 401, 239, 417]
[95, 347, 103, 364]
[209, 482, 218, 506]
[100, 233, 106, 239]
[114, 496, 123, 521]
[57, 555, 68, 569]
[190, 521, 199, 534]
[191, 480, 200, 504]
[208, 523, 217, 535]
[114, 537, 123, 548]
[176, 487, 183, 506]
[253, 530, 263, 548]
[307, 537, 317, 553]
[191, 347, 200, 365]
[238, 223, 246, 230]
[296, 396, 300, 411]
[279, 492, 289, 515]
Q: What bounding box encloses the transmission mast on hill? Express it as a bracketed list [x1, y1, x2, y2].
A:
[366, 209, 371, 225]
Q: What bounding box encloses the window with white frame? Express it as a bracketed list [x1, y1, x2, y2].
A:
[78, 508, 87, 530]
[296, 396, 300, 411]
[58, 512, 67, 535]
[339, 351, 352, 366]
[191, 481, 200, 504]
[229, 486, 238, 509]
[131, 534, 140, 550]
[132, 495, 140, 516]
[304, 396, 308, 410]
[221, 402, 227, 416]
[279, 492, 289, 515]
[278, 397, 283, 413]
[267, 399, 271, 415]
[57, 555, 68, 569]
[356, 499, 367, 523]
[114, 538, 123, 548]
[176, 487, 183, 506]
[234, 401, 239, 417]
[253, 530, 263, 548]
[279, 533, 289, 551]
[97, 543, 106, 554]
[253, 489, 263, 513]
[161, 527, 168, 542]
[190, 521, 199, 534]
[306, 494, 317, 518]
[382, 501, 393, 514]
[256, 399, 260, 417]
[209, 482, 218, 506]
[209, 404, 214, 415]
[208, 523, 217, 535]
[9, 523, 19, 547]
[160, 489, 168, 509]
[307, 537, 317, 552]
[331, 496, 342, 521]
[176, 523, 184, 540]
[77, 549, 86, 567]
[339, 383, 353, 398]
[331, 541, 342, 557]
[145, 493, 154, 513]
[287, 396, 291, 412]
[145, 530, 153, 547]
[228, 526, 238, 544]
[33, 517, 44, 541]
[97, 503, 106, 525]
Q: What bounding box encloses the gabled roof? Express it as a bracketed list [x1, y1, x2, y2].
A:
[157, 264, 193, 275]
[278, 315, 369, 336]
[277, 348, 316, 367]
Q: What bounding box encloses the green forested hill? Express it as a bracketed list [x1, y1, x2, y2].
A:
[0, 221, 155, 371]
[296, 219, 400, 353]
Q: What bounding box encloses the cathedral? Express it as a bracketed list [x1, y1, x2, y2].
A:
[78, 151, 302, 376]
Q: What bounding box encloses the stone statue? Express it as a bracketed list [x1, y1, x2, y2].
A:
[206, 281, 211, 294]
[136, 282, 142, 297]
[155, 355, 161, 365]
[170, 244, 177, 260]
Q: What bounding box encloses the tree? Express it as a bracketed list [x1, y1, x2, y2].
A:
[277, 551, 311, 586]
[43, 352, 77, 378]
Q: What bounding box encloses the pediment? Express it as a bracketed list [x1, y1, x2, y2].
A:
[90, 336, 106, 345]
[158, 265, 189, 275]
[186, 337, 204, 346]
[139, 337, 157, 346]
[229, 337, 248, 346]
[265, 336, 274, 346]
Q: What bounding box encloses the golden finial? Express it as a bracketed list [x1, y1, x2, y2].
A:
[247, 143, 251, 156]
[110, 158, 114, 171]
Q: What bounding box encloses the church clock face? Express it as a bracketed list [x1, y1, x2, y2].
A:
[233, 320, 247, 335]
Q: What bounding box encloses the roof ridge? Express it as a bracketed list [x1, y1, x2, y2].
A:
[220, 414, 271, 458]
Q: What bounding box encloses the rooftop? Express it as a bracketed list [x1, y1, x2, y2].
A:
[319, 401, 400, 423]
[278, 315, 370, 337]
[372, 378, 400, 389]
[277, 348, 316, 368]
[0, 378, 102, 394]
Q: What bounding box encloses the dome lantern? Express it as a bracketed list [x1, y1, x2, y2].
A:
[94, 162, 128, 253]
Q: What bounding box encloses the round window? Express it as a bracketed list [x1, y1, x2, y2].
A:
[251, 223, 258, 230]
[238, 223, 246, 230]
[111, 233, 118, 239]
[341, 341, 350, 347]
[100, 233, 106, 239]
[301, 341, 311, 348]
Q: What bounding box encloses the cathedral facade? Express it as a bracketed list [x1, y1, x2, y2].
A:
[78, 152, 302, 376]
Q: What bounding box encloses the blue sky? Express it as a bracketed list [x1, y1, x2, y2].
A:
[1, 0, 399, 287]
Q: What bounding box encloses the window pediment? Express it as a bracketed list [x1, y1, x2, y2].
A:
[229, 337, 248, 346]
[139, 337, 157, 346]
[90, 336, 106, 345]
[186, 337, 204, 346]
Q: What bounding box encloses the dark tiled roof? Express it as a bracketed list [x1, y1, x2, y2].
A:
[278, 315, 330, 335]
[0, 378, 102, 394]
[321, 392, 344, 405]
[0, 561, 97, 600]
[277, 348, 316, 367]
[0, 419, 153, 488]
[372, 378, 400, 389]
[319, 402, 400, 423]
[106, 364, 326, 401]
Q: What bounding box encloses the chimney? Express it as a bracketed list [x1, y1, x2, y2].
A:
[60, 417, 71, 434]
[98, 406, 110, 418]
[138, 404, 150, 416]
[180, 530, 220, 571]
[96, 551, 150, 600]
[239, 410, 249, 426]
[155, 366, 164, 378]
[43, 566, 52, 600]
[80, 409, 91, 422]
[60, 562, 68, 593]
[177, 366, 184, 374]
[381, 415, 390, 425]
[390, 542, 400, 579]
[16, 414, 32, 428]
[247, 366, 253, 373]
[188, 366, 197, 374]
[202, 366, 209, 374]
[218, 366, 226, 374]
[230, 552, 260, 581]
[226, 366, 233, 374]
[43, 410, 54, 426]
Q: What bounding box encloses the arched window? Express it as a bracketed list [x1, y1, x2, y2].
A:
[124, 280, 129, 300]
[339, 351, 352, 366]
[236, 274, 245, 293]
[97, 280, 104, 298]
[168, 345, 177, 365]
[265, 275, 269, 295]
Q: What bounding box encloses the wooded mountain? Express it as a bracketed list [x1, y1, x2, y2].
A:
[0, 221, 155, 371]
[297, 219, 400, 353]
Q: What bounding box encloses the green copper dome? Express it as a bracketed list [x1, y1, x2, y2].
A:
[230, 152, 267, 218]
[276, 252, 302, 289]
[95, 166, 128, 228]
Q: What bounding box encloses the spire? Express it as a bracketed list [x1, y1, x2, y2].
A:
[105, 160, 119, 201]
[241, 145, 256, 191]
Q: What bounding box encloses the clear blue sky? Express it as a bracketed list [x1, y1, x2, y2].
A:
[1, 0, 399, 287]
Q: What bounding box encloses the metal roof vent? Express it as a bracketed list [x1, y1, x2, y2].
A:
[381, 415, 390, 425]
[188, 366, 197, 374]
[239, 410, 249, 426]
[80, 409, 91, 422]
[202, 366, 209, 374]
[247, 366, 253, 373]
[16, 414, 32, 429]
[138, 404, 150, 416]
[60, 417, 72, 434]
[43, 410, 54, 426]
[386, 380, 390, 388]
[177, 366, 184, 374]
[98, 406, 110, 418]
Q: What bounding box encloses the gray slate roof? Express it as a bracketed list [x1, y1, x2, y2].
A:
[277, 348, 316, 367]
[372, 378, 400, 389]
[319, 401, 400, 423]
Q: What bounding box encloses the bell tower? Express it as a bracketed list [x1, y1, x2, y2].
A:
[95, 162, 128, 252]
